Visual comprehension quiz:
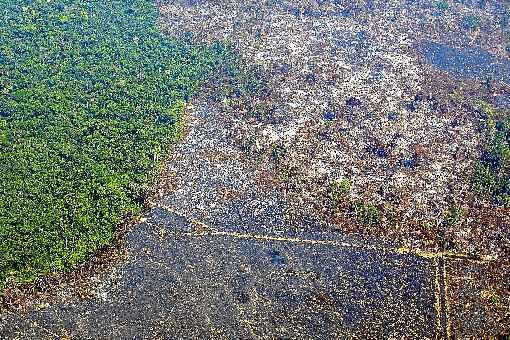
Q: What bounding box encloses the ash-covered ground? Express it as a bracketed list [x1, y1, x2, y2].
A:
[160, 0, 510, 258]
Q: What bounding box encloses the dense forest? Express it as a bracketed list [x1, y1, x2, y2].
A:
[0, 0, 230, 291]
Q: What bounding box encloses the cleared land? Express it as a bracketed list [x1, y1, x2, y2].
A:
[160, 0, 510, 258]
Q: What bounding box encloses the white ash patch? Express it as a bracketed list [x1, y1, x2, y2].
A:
[158, 0, 507, 256]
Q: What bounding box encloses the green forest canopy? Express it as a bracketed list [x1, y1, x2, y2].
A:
[0, 0, 231, 291]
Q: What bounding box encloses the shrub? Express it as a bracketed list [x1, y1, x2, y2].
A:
[354, 201, 380, 227]
[435, 1, 449, 11]
[472, 102, 510, 207]
[443, 203, 466, 227]
[329, 178, 351, 204]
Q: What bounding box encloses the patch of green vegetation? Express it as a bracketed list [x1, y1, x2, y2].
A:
[435, 1, 449, 11]
[481, 287, 505, 308]
[0, 1, 231, 291]
[216, 46, 268, 99]
[271, 144, 286, 163]
[354, 201, 380, 228]
[383, 207, 399, 227]
[443, 203, 466, 227]
[461, 14, 480, 30]
[472, 102, 510, 207]
[213, 48, 271, 121]
[277, 168, 290, 182]
[329, 179, 351, 204]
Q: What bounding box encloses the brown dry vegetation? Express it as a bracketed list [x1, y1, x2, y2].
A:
[158, 0, 510, 259]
